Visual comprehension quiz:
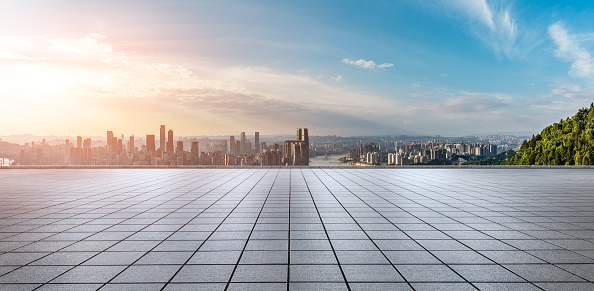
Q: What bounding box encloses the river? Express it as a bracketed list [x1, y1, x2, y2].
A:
[309, 154, 350, 166]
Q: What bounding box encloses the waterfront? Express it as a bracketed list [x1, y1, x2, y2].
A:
[309, 154, 347, 166]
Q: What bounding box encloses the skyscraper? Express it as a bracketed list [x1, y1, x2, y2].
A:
[240, 132, 246, 155]
[76, 136, 82, 149]
[284, 128, 309, 166]
[167, 129, 174, 153]
[107, 131, 114, 151]
[176, 141, 183, 154]
[160, 125, 166, 151]
[229, 136, 235, 156]
[255, 132, 260, 153]
[191, 141, 199, 164]
[146, 135, 156, 154]
[129, 135, 135, 153]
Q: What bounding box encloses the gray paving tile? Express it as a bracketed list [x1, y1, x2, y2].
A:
[50, 266, 126, 283]
[111, 265, 180, 283]
[101, 283, 165, 290]
[450, 265, 525, 282]
[504, 264, 586, 282]
[342, 265, 404, 282]
[349, 283, 412, 290]
[136, 251, 193, 265]
[35, 284, 103, 291]
[397, 265, 465, 282]
[335, 251, 390, 264]
[228, 283, 285, 291]
[384, 250, 441, 264]
[31, 252, 98, 266]
[535, 283, 594, 291]
[290, 282, 349, 290]
[171, 265, 234, 283]
[0, 252, 49, 266]
[231, 265, 288, 282]
[478, 250, 546, 264]
[411, 282, 476, 290]
[430, 250, 493, 264]
[289, 265, 344, 282]
[555, 264, 594, 281]
[527, 250, 594, 263]
[473, 283, 540, 291]
[290, 250, 337, 264]
[240, 250, 288, 264]
[0, 266, 72, 283]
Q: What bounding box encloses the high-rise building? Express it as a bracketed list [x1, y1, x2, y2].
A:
[83, 138, 91, 149]
[167, 130, 174, 153]
[284, 128, 309, 166]
[107, 131, 114, 151]
[112, 137, 118, 154]
[117, 139, 122, 154]
[146, 135, 156, 154]
[297, 128, 309, 158]
[229, 136, 235, 156]
[129, 135, 134, 153]
[255, 132, 260, 153]
[160, 125, 166, 151]
[77, 136, 82, 149]
[191, 142, 199, 164]
[176, 141, 183, 154]
[240, 132, 246, 155]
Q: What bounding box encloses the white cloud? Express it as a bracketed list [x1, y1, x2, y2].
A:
[410, 93, 428, 98]
[411, 83, 421, 88]
[548, 22, 594, 78]
[435, 0, 532, 58]
[341, 58, 394, 70]
[331, 75, 342, 81]
[551, 88, 594, 100]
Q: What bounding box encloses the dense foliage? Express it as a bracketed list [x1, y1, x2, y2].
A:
[507, 104, 594, 165]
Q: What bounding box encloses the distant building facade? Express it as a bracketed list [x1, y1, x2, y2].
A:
[283, 128, 309, 166]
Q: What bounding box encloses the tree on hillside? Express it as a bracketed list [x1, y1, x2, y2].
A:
[507, 103, 594, 165]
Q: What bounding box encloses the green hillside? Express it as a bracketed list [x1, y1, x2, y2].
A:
[507, 104, 594, 165]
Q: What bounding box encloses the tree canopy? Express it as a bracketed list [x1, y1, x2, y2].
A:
[507, 103, 594, 165]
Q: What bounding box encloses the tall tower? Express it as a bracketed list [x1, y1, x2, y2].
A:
[167, 129, 174, 154]
[240, 132, 246, 155]
[146, 135, 156, 154]
[284, 128, 309, 166]
[107, 131, 114, 151]
[191, 141, 199, 164]
[77, 136, 82, 149]
[297, 128, 309, 159]
[229, 136, 235, 156]
[255, 132, 260, 153]
[176, 141, 183, 154]
[160, 125, 166, 151]
[129, 135, 135, 152]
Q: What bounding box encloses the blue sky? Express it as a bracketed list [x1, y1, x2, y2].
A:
[1, 0, 593, 136]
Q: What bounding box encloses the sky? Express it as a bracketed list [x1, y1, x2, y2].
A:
[1, 0, 594, 137]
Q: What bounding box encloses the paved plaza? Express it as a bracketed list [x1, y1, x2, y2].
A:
[0, 168, 593, 290]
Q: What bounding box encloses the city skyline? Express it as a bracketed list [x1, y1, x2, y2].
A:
[2, 1, 594, 136]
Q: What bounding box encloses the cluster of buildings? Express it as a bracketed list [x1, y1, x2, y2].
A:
[347, 141, 498, 165]
[17, 127, 310, 166]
